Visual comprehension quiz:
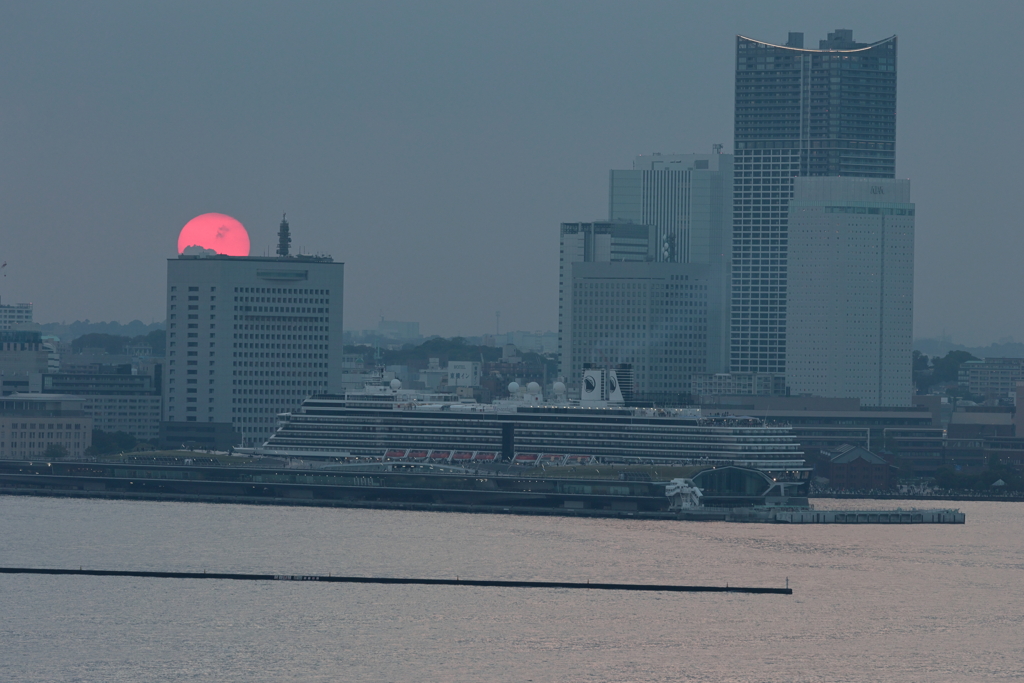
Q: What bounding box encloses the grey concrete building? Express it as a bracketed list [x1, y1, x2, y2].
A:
[0, 393, 92, 459]
[690, 372, 786, 400]
[558, 220, 654, 383]
[565, 261, 721, 397]
[164, 253, 344, 447]
[785, 177, 914, 406]
[1, 330, 49, 395]
[560, 153, 733, 392]
[959, 359, 1024, 402]
[33, 369, 163, 441]
[0, 298, 32, 330]
[609, 152, 733, 375]
[610, 152, 733, 268]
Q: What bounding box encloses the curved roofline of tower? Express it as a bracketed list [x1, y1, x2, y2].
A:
[736, 35, 896, 53]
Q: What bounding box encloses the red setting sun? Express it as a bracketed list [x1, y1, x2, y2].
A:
[177, 213, 250, 256]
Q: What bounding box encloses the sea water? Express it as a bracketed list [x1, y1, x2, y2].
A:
[2, 496, 1022, 682]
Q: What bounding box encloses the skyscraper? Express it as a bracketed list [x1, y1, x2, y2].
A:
[610, 153, 732, 368]
[610, 153, 733, 266]
[163, 253, 343, 446]
[731, 30, 897, 376]
[786, 177, 914, 406]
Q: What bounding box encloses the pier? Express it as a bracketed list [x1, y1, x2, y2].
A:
[0, 460, 966, 523]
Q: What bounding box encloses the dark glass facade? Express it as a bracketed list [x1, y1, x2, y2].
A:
[730, 30, 897, 374]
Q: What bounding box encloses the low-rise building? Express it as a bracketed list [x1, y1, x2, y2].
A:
[31, 368, 162, 441]
[418, 358, 447, 391]
[959, 358, 1024, 401]
[947, 405, 1014, 439]
[883, 427, 946, 476]
[825, 444, 895, 491]
[0, 393, 92, 459]
[703, 395, 940, 459]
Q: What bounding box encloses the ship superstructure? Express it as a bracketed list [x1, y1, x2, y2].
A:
[256, 379, 803, 471]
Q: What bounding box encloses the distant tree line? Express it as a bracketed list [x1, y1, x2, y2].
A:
[913, 349, 978, 395]
[344, 337, 557, 375]
[71, 329, 165, 356]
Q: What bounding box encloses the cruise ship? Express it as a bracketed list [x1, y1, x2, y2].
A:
[254, 371, 804, 472]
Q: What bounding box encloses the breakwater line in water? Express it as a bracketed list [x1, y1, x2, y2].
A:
[0, 566, 792, 594]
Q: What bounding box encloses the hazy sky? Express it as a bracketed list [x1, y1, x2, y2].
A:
[1, 1, 1022, 344]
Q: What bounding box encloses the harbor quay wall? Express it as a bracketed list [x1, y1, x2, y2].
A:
[0, 461, 670, 513]
[0, 461, 964, 523]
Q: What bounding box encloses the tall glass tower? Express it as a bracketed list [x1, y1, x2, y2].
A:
[730, 29, 897, 375]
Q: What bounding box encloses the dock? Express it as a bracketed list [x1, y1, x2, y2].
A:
[0, 460, 965, 523]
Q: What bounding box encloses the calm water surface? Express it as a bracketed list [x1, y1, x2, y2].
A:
[2, 496, 1023, 682]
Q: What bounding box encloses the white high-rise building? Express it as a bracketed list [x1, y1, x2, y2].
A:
[786, 177, 914, 406]
[164, 254, 344, 446]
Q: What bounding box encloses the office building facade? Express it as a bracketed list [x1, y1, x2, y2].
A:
[565, 261, 720, 397]
[1, 330, 49, 395]
[610, 153, 733, 375]
[0, 298, 32, 330]
[690, 372, 787, 399]
[731, 30, 897, 376]
[0, 393, 92, 459]
[610, 153, 734, 266]
[786, 177, 914, 406]
[164, 254, 344, 446]
[959, 359, 1024, 402]
[560, 152, 734, 391]
[35, 370, 163, 440]
[558, 221, 654, 382]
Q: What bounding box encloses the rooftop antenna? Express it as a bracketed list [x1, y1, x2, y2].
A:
[277, 214, 291, 257]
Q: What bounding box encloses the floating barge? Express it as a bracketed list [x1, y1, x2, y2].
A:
[774, 509, 964, 524]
